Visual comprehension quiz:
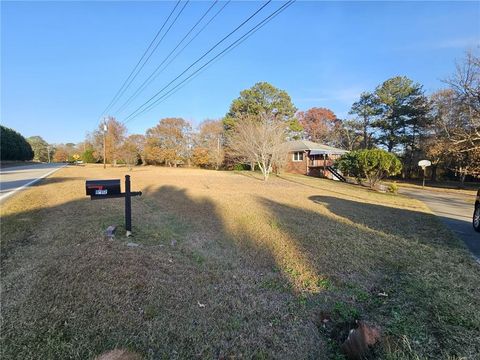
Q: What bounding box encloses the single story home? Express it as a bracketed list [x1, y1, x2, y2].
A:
[283, 140, 348, 179]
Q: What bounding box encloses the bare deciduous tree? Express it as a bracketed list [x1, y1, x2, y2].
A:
[128, 134, 147, 165]
[120, 135, 142, 170]
[229, 115, 287, 181]
[427, 52, 480, 181]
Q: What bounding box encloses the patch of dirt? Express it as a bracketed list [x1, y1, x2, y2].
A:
[95, 349, 142, 360]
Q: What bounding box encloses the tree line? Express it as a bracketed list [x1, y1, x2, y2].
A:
[343, 52, 479, 182]
[77, 52, 477, 183]
[7, 52, 476, 184]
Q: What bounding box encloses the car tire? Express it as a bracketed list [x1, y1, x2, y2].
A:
[474, 206, 480, 232]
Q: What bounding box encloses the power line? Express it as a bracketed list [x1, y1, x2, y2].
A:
[132, 1, 295, 117]
[109, 0, 190, 114]
[126, 0, 294, 122]
[114, 0, 226, 116]
[122, 0, 272, 123]
[98, 0, 183, 118]
[123, 0, 294, 124]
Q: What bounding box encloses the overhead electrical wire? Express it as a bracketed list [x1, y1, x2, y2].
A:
[122, 0, 273, 123]
[98, 0, 184, 119]
[123, 0, 294, 124]
[108, 0, 190, 113]
[125, 0, 294, 122]
[113, 0, 228, 116]
[128, 0, 296, 119]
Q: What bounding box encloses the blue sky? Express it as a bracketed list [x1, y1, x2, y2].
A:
[2, 1, 479, 144]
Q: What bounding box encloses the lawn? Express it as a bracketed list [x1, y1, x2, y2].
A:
[1, 165, 479, 359]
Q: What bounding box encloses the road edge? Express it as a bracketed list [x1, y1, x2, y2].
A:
[0, 164, 67, 203]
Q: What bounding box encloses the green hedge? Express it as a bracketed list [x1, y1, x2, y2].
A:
[0, 126, 34, 161]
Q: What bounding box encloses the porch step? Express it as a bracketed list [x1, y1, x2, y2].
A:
[327, 166, 346, 182]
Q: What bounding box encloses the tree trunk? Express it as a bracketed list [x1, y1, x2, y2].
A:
[460, 170, 466, 185]
[430, 165, 437, 182]
[363, 117, 368, 149]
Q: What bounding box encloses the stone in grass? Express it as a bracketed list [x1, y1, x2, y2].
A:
[105, 225, 117, 239]
[341, 320, 381, 360]
[95, 349, 142, 360]
[127, 242, 139, 247]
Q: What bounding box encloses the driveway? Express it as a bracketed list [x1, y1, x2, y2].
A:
[400, 187, 479, 260]
[0, 163, 66, 202]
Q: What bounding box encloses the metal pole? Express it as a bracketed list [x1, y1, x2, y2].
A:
[125, 175, 132, 236]
[422, 167, 426, 189]
[47, 146, 50, 163]
[323, 153, 326, 176]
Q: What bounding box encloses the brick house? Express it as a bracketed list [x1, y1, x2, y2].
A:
[283, 140, 348, 179]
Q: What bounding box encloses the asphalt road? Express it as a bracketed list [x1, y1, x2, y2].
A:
[0, 163, 65, 202]
[400, 187, 479, 261]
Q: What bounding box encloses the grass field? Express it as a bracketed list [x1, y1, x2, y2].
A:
[1, 165, 479, 359]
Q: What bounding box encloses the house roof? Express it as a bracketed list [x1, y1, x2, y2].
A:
[284, 140, 348, 155]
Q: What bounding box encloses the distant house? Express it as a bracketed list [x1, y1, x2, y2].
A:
[283, 140, 348, 179]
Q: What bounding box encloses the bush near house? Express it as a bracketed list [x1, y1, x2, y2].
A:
[337, 149, 402, 189]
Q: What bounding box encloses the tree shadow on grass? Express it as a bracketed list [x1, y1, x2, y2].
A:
[2, 177, 479, 359]
[0, 185, 323, 360]
[308, 195, 469, 253]
[258, 196, 480, 358]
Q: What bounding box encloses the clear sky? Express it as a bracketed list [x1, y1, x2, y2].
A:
[2, 0, 479, 144]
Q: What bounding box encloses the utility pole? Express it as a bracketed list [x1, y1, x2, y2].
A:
[217, 136, 220, 170]
[103, 118, 107, 169]
[47, 146, 51, 163]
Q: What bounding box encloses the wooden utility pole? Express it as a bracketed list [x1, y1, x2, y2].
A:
[103, 119, 107, 169]
[217, 137, 220, 170]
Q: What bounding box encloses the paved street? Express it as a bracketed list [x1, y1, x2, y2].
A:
[400, 187, 479, 260]
[0, 163, 65, 202]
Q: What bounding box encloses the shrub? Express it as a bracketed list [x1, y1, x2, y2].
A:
[336, 151, 361, 180]
[0, 125, 34, 161]
[387, 182, 399, 194]
[233, 163, 249, 171]
[358, 149, 402, 189]
[337, 149, 402, 189]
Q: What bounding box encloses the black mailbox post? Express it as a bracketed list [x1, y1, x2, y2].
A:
[86, 175, 142, 236]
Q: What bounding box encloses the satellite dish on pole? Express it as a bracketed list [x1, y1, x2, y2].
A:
[418, 160, 431, 188]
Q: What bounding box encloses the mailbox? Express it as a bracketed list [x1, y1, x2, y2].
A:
[86, 179, 121, 197]
[86, 175, 141, 236]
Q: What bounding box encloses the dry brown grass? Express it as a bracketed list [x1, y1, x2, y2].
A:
[1, 165, 479, 359]
[389, 179, 478, 197]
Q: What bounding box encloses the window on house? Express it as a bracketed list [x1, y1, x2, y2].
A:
[293, 152, 304, 161]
